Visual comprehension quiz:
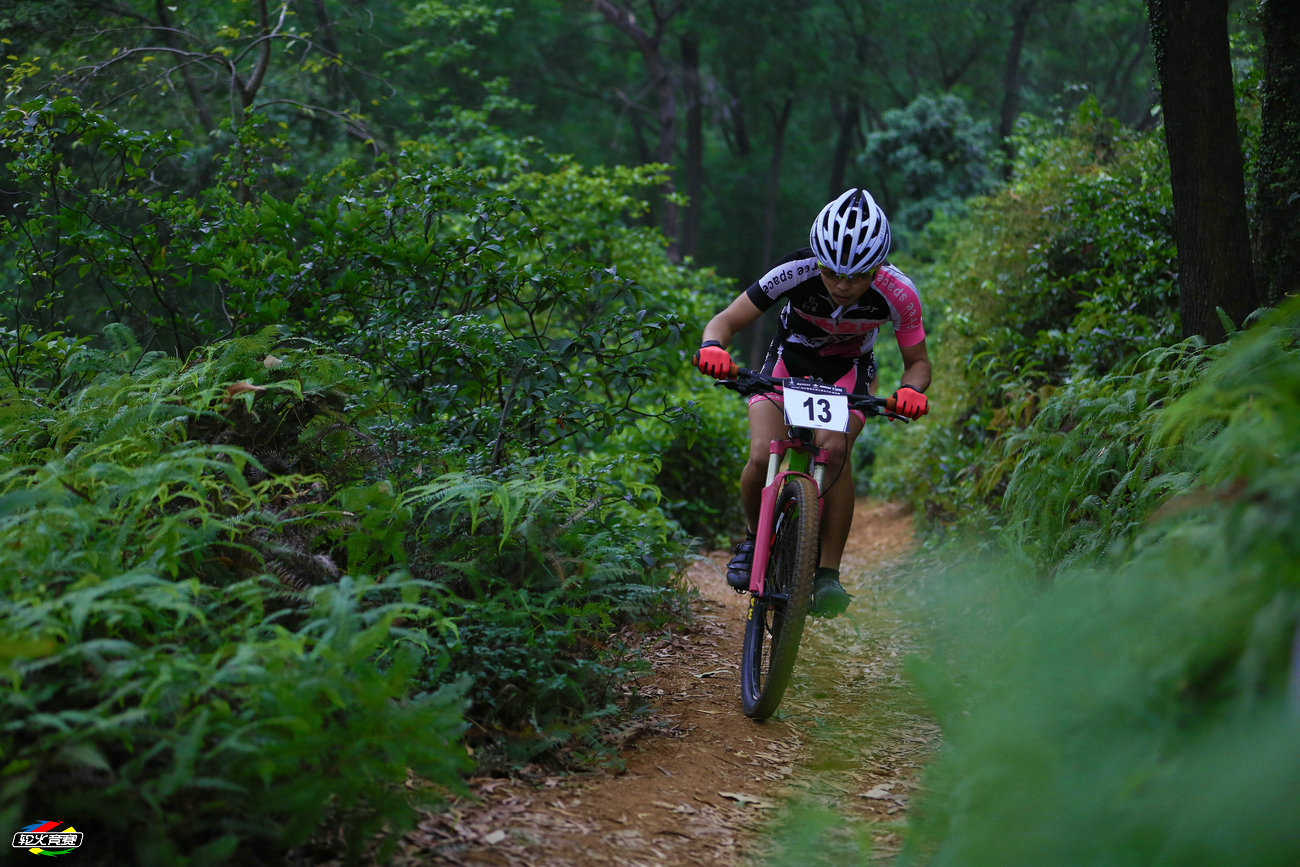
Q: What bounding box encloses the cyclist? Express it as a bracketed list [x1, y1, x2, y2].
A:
[692, 188, 931, 617]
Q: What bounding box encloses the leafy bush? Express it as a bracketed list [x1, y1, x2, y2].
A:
[871, 101, 1179, 533]
[987, 338, 1212, 571]
[860, 93, 1001, 240]
[0, 316, 705, 857]
[0, 81, 730, 854]
[902, 298, 1300, 865]
[0, 331, 470, 864]
[623, 383, 747, 545]
[0, 97, 714, 466]
[402, 457, 690, 767]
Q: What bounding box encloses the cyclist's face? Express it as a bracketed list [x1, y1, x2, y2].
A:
[818, 264, 878, 306]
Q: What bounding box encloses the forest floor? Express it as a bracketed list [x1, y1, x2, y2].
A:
[394, 499, 939, 866]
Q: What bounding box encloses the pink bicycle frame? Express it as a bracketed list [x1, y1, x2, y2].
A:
[747, 438, 828, 595]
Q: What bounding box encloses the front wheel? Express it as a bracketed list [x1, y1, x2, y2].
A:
[740, 474, 820, 720]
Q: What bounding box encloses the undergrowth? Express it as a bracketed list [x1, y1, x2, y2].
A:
[902, 297, 1300, 865]
[402, 459, 688, 768]
[0, 328, 471, 864]
[0, 327, 690, 863]
[872, 101, 1179, 534]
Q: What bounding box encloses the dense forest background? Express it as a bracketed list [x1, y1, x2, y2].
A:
[1, 1, 1297, 864]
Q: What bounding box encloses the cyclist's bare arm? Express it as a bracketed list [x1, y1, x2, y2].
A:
[898, 337, 932, 393]
[703, 292, 764, 348]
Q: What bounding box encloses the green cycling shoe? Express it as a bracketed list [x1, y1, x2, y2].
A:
[811, 569, 852, 617]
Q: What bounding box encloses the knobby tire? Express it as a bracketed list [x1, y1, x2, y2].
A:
[740, 474, 819, 720]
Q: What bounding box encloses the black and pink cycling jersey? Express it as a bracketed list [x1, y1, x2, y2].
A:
[744, 246, 925, 393]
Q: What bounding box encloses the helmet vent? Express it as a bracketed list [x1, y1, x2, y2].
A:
[809, 188, 891, 276]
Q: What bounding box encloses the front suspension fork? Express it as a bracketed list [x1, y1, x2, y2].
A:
[749, 440, 827, 596]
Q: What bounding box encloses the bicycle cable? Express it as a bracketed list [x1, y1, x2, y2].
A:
[817, 427, 852, 496]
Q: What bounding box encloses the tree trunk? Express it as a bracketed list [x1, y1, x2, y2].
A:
[722, 87, 751, 157]
[155, 0, 215, 134]
[681, 34, 703, 260]
[999, 0, 1038, 171]
[828, 94, 860, 198]
[1148, 0, 1259, 341]
[760, 98, 794, 269]
[592, 0, 681, 260]
[748, 98, 795, 369]
[746, 97, 794, 372]
[1256, 0, 1300, 306]
[310, 0, 345, 104]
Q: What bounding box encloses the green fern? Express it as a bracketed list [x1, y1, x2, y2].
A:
[0, 330, 469, 865]
[992, 336, 1217, 570]
[905, 297, 1300, 865]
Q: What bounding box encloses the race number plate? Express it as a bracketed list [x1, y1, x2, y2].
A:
[781, 379, 849, 432]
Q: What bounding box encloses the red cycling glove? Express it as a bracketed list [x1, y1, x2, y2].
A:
[693, 341, 736, 378]
[890, 385, 929, 419]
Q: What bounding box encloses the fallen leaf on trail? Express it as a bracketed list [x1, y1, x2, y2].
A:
[223, 380, 265, 402]
[862, 786, 895, 800]
[693, 668, 729, 678]
[718, 791, 774, 808]
[483, 829, 507, 845]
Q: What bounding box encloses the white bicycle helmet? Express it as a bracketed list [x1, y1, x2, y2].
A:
[809, 188, 891, 275]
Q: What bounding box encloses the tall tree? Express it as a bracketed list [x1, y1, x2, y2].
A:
[590, 0, 683, 259]
[1255, 0, 1300, 305]
[822, 0, 878, 198]
[999, 0, 1042, 155]
[680, 33, 703, 260]
[997, 0, 1085, 169]
[1147, 0, 1260, 341]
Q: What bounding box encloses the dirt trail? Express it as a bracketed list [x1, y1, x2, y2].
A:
[397, 499, 938, 866]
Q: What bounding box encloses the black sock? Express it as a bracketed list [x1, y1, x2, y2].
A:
[814, 567, 840, 582]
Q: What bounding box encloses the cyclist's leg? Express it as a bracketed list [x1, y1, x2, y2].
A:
[741, 397, 787, 533]
[724, 396, 786, 590]
[815, 352, 875, 570]
[813, 413, 866, 570]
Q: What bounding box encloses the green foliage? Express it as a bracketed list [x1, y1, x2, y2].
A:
[0, 96, 193, 345]
[903, 298, 1300, 865]
[0, 317, 699, 857]
[0, 80, 714, 789]
[860, 93, 1000, 241]
[762, 797, 876, 866]
[0, 1, 94, 49]
[1, 97, 713, 473]
[872, 101, 1179, 536]
[402, 457, 689, 766]
[478, 0, 1156, 287]
[990, 338, 1212, 571]
[624, 384, 748, 545]
[0, 332, 471, 864]
[0, 0, 520, 150]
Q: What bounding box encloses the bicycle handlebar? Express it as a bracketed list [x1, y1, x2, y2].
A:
[713, 367, 913, 422]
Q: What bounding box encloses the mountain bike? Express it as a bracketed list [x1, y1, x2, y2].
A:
[715, 368, 916, 720]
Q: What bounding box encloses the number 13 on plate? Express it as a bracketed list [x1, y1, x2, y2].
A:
[781, 381, 850, 432]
